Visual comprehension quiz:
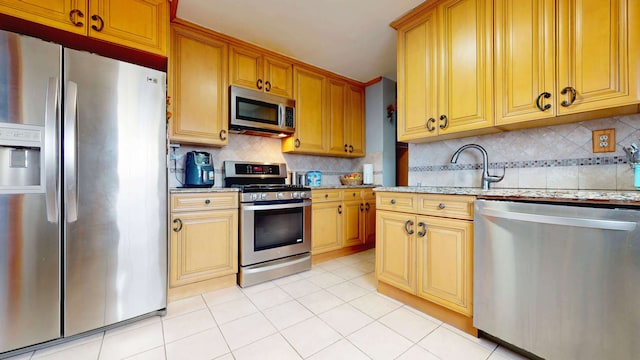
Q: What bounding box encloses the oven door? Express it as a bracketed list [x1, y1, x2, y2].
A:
[240, 199, 311, 266]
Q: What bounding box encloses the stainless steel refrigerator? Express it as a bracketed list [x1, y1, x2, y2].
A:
[0, 29, 167, 356]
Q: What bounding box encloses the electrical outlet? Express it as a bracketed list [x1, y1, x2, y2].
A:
[592, 129, 615, 153]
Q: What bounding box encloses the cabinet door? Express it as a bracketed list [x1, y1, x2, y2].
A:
[397, 8, 439, 141]
[375, 210, 415, 293]
[229, 45, 263, 92]
[0, 0, 88, 34]
[264, 55, 293, 98]
[342, 199, 364, 247]
[327, 78, 348, 155]
[416, 216, 473, 316]
[346, 84, 365, 157]
[169, 24, 229, 146]
[311, 202, 342, 254]
[364, 200, 376, 245]
[170, 209, 238, 287]
[438, 0, 493, 134]
[283, 66, 327, 153]
[494, 0, 556, 125]
[88, 0, 167, 56]
[557, 0, 640, 114]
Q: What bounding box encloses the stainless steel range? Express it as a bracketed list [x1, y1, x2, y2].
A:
[224, 161, 312, 287]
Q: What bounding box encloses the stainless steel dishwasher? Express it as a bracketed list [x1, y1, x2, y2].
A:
[474, 199, 640, 360]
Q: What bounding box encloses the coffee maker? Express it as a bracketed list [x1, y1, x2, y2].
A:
[184, 151, 214, 187]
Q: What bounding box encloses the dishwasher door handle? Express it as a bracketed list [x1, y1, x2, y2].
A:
[479, 208, 637, 231]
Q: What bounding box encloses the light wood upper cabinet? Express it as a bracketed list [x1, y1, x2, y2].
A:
[495, 0, 639, 125]
[229, 45, 293, 98]
[169, 22, 229, 146]
[0, 0, 168, 55]
[395, 0, 493, 142]
[88, 0, 168, 56]
[0, 0, 88, 34]
[347, 85, 365, 156]
[556, 0, 639, 114]
[282, 66, 327, 154]
[327, 79, 348, 155]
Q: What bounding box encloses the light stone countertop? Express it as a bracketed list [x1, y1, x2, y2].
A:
[310, 185, 378, 190]
[169, 187, 240, 194]
[374, 186, 640, 205]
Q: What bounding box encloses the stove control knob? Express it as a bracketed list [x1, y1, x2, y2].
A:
[249, 193, 259, 201]
[260, 193, 268, 200]
[276, 192, 284, 200]
[291, 192, 299, 199]
[300, 192, 309, 199]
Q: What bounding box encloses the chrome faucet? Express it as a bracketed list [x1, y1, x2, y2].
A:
[450, 144, 504, 190]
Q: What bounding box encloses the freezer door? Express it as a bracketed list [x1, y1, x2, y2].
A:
[63, 49, 167, 336]
[0, 31, 62, 353]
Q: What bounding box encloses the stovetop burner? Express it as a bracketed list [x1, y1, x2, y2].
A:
[223, 161, 312, 202]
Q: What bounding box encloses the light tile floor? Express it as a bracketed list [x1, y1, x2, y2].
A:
[6, 249, 528, 360]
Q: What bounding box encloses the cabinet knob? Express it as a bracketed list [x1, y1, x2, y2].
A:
[360, 203, 364, 212]
[256, 79, 263, 90]
[390, 199, 396, 204]
[439, 114, 448, 129]
[69, 9, 84, 26]
[365, 203, 371, 211]
[204, 199, 211, 204]
[404, 220, 414, 235]
[91, 14, 104, 32]
[265, 81, 271, 92]
[348, 145, 354, 153]
[438, 203, 445, 209]
[535, 92, 552, 111]
[219, 129, 227, 140]
[417, 221, 427, 237]
[560, 86, 577, 107]
[426, 118, 436, 132]
[172, 218, 183, 232]
[338, 205, 342, 214]
[294, 138, 301, 148]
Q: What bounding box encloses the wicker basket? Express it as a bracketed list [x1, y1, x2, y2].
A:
[339, 176, 363, 185]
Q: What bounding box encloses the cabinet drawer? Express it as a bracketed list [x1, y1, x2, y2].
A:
[171, 192, 239, 212]
[362, 189, 376, 201]
[342, 189, 363, 201]
[376, 192, 417, 212]
[418, 194, 474, 220]
[312, 189, 343, 203]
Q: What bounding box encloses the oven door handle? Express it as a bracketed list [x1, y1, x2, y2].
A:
[243, 201, 311, 211]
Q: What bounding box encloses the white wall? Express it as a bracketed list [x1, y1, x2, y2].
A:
[408, 113, 640, 190]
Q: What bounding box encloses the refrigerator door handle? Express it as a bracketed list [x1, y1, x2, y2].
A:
[45, 77, 60, 223]
[64, 81, 79, 222]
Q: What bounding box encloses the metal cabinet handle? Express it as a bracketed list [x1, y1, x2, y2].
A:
[91, 14, 104, 31]
[265, 81, 271, 92]
[338, 205, 342, 214]
[69, 9, 84, 26]
[348, 145, 354, 153]
[172, 218, 183, 232]
[365, 203, 370, 211]
[219, 129, 227, 140]
[294, 138, 301, 148]
[404, 220, 414, 235]
[256, 79, 263, 90]
[560, 86, 577, 107]
[535, 92, 552, 111]
[426, 118, 436, 132]
[390, 199, 396, 204]
[439, 114, 448, 129]
[360, 203, 364, 212]
[204, 199, 211, 204]
[417, 222, 427, 237]
[438, 203, 445, 209]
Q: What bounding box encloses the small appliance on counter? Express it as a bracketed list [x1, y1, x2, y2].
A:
[306, 171, 322, 186]
[184, 151, 214, 187]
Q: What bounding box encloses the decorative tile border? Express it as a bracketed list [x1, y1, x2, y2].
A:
[410, 155, 629, 172]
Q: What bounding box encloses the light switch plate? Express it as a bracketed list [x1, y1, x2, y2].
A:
[592, 129, 616, 153]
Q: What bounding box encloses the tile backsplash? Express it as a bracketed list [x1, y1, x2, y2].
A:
[168, 134, 383, 188]
[408, 113, 640, 190]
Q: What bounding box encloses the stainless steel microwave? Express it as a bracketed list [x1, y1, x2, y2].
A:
[229, 86, 295, 137]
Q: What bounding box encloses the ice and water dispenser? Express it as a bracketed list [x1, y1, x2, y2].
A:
[0, 123, 44, 193]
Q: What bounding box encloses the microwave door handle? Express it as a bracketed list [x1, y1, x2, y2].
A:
[278, 104, 285, 127]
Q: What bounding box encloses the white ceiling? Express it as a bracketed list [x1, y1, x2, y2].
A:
[176, 0, 427, 83]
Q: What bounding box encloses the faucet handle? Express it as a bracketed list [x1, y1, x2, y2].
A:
[486, 165, 506, 184]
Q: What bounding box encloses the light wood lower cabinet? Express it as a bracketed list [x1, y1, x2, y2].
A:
[376, 192, 474, 320]
[169, 192, 238, 299]
[311, 188, 376, 257]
